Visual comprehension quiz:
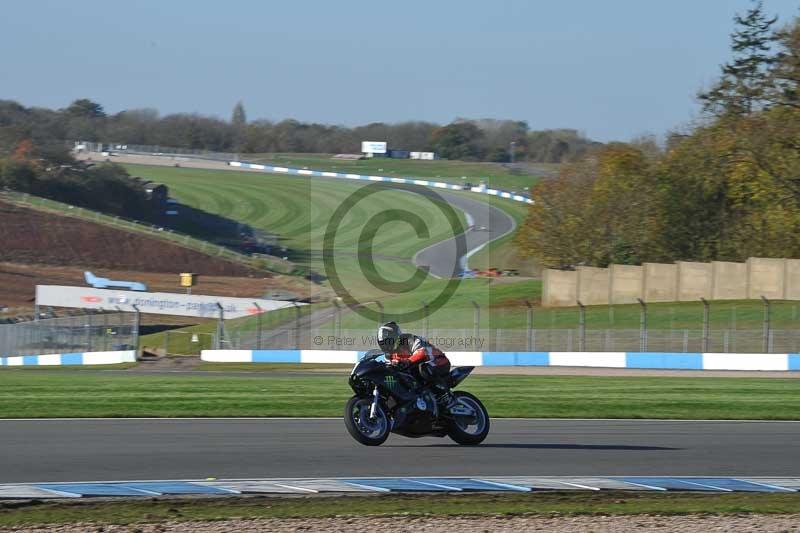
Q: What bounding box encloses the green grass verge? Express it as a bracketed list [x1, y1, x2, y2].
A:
[244, 152, 548, 192]
[123, 164, 468, 298]
[1, 492, 799, 527]
[0, 371, 797, 419]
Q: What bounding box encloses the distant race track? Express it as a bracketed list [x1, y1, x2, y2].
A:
[84, 152, 516, 278]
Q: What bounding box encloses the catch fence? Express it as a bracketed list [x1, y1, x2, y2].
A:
[199, 298, 800, 354]
[0, 312, 138, 357]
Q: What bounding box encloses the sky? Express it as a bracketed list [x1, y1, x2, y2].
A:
[1, 0, 799, 142]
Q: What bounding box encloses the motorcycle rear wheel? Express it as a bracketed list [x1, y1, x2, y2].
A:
[344, 395, 391, 446]
[447, 391, 490, 445]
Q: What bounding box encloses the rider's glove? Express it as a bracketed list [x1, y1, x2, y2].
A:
[395, 359, 411, 370]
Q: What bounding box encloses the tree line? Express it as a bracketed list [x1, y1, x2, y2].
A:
[517, 1, 800, 268]
[0, 98, 597, 163]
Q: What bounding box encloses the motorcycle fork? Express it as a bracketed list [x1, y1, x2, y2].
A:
[369, 385, 380, 420]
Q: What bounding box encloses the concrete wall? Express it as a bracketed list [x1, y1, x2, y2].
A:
[675, 262, 712, 301]
[747, 258, 785, 300]
[642, 263, 677, 302]
[785, 259, 800, 300]
[711, 261, 747, 300]
[542, 269, 578, 307]
[576, 266, 609, 305]
[608, 265, 643, 304]
[542, 257, 800, 307]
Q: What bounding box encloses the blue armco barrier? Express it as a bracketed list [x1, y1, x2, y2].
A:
[625, 352, 703, 370]
[0, 350, 136, 367]
[252, 350, 301, 363]
[228, 161, 534, 204]
[201, 350, 800, 372]
[481, 352, 550, 366]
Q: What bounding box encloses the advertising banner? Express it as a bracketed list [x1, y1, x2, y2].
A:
[35, 285, 299, 318]
[361, 141, 387, 154]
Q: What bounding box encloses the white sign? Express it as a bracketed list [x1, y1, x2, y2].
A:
[361, 141, 387, 154]
[35, 285, 300, 319]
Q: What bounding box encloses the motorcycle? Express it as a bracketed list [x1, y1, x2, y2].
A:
[344, 349, 490, 446]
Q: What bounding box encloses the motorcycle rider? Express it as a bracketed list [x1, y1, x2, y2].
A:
[376, 321, 453, 408]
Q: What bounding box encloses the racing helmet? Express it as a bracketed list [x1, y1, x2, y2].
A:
[376, 321, 401, 353]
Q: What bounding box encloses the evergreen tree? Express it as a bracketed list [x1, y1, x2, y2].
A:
[769, 16, 800, 108]
[231, 101, 247, 126]
[699, 0, 779, 117]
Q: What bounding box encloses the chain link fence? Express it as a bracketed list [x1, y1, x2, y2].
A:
[204, 298, 800, 354]
[0, 313, 138, 357]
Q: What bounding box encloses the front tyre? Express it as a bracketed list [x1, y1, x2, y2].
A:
[447, 391, 490, 445]
[344, 395, 390, 446]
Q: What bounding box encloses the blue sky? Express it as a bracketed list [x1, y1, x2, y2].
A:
[1, 0, 798, 141]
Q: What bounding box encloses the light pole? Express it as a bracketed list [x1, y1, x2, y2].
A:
[509, 141, 516, 164]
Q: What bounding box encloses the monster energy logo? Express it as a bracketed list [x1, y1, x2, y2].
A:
[384, 375, 397, 389]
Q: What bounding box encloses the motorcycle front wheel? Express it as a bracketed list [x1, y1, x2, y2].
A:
[447, 391, 490, 445]
[344, 395, 391, 446]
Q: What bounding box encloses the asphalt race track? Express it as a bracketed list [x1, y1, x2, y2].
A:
[1, 419, 798, 484]
[413, 189, 516, 278]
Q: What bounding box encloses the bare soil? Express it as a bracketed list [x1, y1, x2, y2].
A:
[9, 514, 800, 532]
[0, 200, 259, 276]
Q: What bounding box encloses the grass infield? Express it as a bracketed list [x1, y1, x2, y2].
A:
[0, 492, 799, 527]
[0, 369, 798, 419]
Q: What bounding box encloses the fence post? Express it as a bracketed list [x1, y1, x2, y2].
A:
[762, 295, 771, 353]
[132, 304, 141, 356]
[85, 311, 93, 351]
[577, 300, 586, 352]
[525, 300, 533, 351]
[637, 298, 647, 352]
[334, 300, 343, 341]
[423, 301, 430, 338]
[700, 298, 710, 353]
[216, 303, 224, 350]
[471, 300, 480, 342]
[102, 311, 109, 351]
[293, 302, 301, 349]
[253, 302, 263, 350]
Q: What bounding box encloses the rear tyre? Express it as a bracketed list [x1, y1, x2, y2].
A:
[344, 395, 391, 446]
[447, 391, 490, 445]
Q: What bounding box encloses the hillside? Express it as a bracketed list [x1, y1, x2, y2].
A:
[0, 199, 263, 276]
